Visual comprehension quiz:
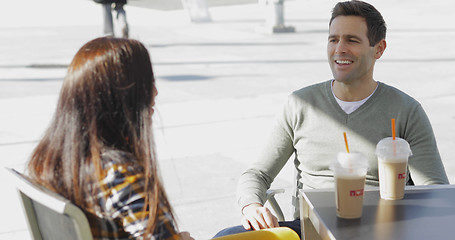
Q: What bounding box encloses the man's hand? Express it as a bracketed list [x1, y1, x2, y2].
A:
[241, 203, 279, 230]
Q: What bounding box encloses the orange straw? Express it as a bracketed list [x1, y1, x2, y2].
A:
[343, 132, 352, 171]
[343, 132, 350, 153]
[391, 118, 396, 140]
[392, 118, 397, 155]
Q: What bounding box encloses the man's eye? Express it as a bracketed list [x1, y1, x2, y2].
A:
[349, 39, 360, 43]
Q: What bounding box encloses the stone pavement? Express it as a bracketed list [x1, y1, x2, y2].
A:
[1, 0, 455, 239]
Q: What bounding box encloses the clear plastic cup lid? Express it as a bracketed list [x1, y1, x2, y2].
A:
[376, 137, 412, 158]
[330, 152, 368, 176]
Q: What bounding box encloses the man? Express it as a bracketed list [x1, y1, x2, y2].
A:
[214, 0, 449, 238]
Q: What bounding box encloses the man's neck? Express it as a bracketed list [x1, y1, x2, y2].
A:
[332, 79, 378, 102]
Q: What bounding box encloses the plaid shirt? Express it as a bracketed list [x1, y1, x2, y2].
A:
[86, 151, 180, 240]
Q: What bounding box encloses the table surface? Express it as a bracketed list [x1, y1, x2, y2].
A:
[300, 185, 455, 240]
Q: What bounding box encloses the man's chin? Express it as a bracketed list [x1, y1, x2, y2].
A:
[333, 77, 352, 84]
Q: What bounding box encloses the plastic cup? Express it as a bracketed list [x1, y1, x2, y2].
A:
[376, 137, 412, 200]
[330, 152, 368, 219]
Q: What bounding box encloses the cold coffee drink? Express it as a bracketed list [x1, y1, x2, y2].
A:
[378, 158, 408, 200]
[376, 137, 412, 200]
[335, 174, 366, 218]
[331, 152, 368, 219]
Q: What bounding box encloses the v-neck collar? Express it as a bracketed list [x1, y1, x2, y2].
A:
[325, 80, 383, 117]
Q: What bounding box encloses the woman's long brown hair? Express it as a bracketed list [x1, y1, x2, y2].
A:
[27, 37, 174, 236]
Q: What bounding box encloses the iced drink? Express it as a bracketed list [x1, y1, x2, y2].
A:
[331, 152, 368, 219]
[376, 137, 412, 200]
[335, 175, 366, 218]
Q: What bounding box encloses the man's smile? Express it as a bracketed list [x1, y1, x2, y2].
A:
[335, 59, 354, 65]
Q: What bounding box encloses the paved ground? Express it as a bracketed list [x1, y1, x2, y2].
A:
[1, 0, 455, 239]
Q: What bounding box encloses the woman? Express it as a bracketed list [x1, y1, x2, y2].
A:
[27, 37, 192, 240]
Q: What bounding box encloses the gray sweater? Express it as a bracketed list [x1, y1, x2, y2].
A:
[237, 80, 449, 218]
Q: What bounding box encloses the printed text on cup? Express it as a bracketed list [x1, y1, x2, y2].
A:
[350, 189, 364, 197]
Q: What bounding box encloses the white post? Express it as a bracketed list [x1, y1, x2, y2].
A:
[257, 0, 295, 34]
[181, 0, 212, 23]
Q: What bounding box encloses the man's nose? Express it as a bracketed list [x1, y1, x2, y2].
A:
[335, 41, 348, 54]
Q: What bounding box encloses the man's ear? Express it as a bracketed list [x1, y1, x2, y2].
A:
[374, 39, 387, 59]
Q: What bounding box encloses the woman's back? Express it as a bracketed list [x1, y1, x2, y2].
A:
[83, 149, 178, 239]
[26, 37, 187, 239]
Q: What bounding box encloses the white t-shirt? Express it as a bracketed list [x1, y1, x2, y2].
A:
[331, 80, 378, 114]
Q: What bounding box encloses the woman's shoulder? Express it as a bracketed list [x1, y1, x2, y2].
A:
[101, 148, 135, 164]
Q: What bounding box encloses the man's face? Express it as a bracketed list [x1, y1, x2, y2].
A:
[327, 16, 380, 84]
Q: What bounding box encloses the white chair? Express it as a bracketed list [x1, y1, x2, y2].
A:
[6, 168, 93, 240]
[265, 189, 285, 221]
[7, 166, 289, 239]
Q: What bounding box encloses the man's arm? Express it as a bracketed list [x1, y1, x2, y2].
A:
[236, 95, 297, 229]
[404, 103, 449, 185]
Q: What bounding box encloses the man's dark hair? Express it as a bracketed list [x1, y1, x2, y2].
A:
[330, 0, 387, 46]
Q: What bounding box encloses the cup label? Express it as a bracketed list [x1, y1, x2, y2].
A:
[398, 173, 406, 179]
[350, 189, 364, 197]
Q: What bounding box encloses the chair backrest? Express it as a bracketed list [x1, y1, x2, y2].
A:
[6, 168, 93, 240]
[212, 227, 300, 240]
